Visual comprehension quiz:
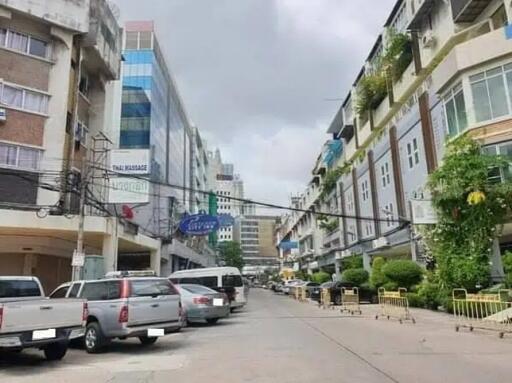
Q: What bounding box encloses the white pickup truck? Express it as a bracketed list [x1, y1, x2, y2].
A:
[0, 276, 87, 361]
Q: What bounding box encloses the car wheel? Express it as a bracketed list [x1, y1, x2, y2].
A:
[206, 318, 219, 325]
[84, 322, 106, 354]
[139, 336, 158, 346]
[43, 342, 68, 361]
[334, 295, 342, 305]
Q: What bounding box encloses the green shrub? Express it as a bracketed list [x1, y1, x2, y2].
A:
[341, 268, 369, 286]
[294, 270, 308, 281]
[417, 281, 442, 310]
[370, 257, 387, 288]
[311, 271, 331, 284]
[382, 260, 424, 289]
[381, 281, 399, 291]
[406, 292, 425, 308]
[341, 255, 363, 271]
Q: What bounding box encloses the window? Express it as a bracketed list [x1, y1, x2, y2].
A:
[68, 283, 81, 298]
[28, 37, 48, 58]
[81, 282, 109, 301]
[364, 222, 373, 236]
[79, 73, 89, 97]
[125, 31, 138, 49]
[0, 142, 41, 171]
[381, 162, 391, 188]
[0, 83, 49, 114]
[138, 31, 152, 49]
[0, 280, 41, 298]
[482, 142, 512, 183]
[222, 275, 243, 287]
[75, 121, 89, 147]
[444, 83, 467, 136]
[0, 29, 49, 58]
[361, 180, 369, 202]
[384, 203, 394, 228]
[50, 285, 69, 298]
[130, 279, 176, 297]
[470, 65, 512, 124]
[407, 138, 420, 169]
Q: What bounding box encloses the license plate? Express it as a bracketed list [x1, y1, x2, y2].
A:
[213, 298, 224, 307]
[33, 329, 56, 340]
[147, 328, 164, 337]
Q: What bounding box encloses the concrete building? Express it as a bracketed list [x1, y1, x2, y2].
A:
[234, 215, 280, 269]
[208, 148, 245, 242]
[189, 125, 210, 213]
[0, 0, 164, 291]
[279, 0, 512, 280]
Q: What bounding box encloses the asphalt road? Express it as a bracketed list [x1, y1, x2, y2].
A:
[2, 289, 512, 382]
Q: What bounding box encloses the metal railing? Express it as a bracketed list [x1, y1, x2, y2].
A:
[376, 287, 415, 324]
[340, 287, 362, 315]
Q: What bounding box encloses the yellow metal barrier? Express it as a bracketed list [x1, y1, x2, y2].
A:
[298, 286, 308, 302]
[294, 286, 300, 300]
[340, 287, 362, 315]
[452, 289, 512, 338]
[319, 288, 332, 309]
[375, 287, 415, 324]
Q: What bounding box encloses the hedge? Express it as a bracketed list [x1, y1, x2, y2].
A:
[382, 260, 423, 290]
[341, 268, 369, 286]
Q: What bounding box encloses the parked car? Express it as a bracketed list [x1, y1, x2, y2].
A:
[175, 284, 230, 324]
[310, 281, 377, 304]
[0, 276, 87, 361]
[282, 279, 303, 295]
[50, 271, 183, 353]
[170, 267, 246, 311]
[274, 282, 284, 293]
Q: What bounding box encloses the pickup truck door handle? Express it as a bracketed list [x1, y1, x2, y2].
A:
[109, 305, 117, 308]
[39, 306, 53, 310]
[151, 304, 160, 308]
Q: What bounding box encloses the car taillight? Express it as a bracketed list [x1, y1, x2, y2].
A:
[119, 305, 129, 323]
[82, 303, 88, 322]
[193, 296, 210, 305]
[0, 307, 3, 329]
[120, 280, 130, 298]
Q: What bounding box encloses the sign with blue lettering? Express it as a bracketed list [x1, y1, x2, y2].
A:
[279, 241, 299, 250]
[505, 25, 512, 40]
[218, 214, 235, 227]
[179, 213, 219, 236]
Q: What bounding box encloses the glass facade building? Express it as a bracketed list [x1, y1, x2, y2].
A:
[121, 21, 188, 201]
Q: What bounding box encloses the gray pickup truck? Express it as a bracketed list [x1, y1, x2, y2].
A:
[51, 273, 183, 353]
[0, 276, 87, 361]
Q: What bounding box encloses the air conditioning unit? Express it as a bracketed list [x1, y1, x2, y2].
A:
[422, 31, 436, 48]
[372, 237, 389, 250]
[0, 108, 6, 123]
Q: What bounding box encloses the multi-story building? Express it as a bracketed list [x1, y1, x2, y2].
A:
[0, 0, 165, 291]
[208, 148, 245, 242]
[189, 125, 210, 213]
[280, 0, 512, 280]
[234, 215, 280, 270]
[119, 21, 214, 274]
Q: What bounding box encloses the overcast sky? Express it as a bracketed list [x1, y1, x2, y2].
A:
[112, 0, 396, 209]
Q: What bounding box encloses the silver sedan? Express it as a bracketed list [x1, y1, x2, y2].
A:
[175, 284, 230, 324]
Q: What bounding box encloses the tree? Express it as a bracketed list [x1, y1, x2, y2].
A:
[341, 268, 369, 286]
[218, 241, 245, 271]
[370, 257, 387, 288]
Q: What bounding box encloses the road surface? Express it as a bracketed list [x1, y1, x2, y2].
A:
[1, 289, 512, 382]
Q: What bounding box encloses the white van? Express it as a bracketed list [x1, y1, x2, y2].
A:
[170, 267, 246, 311]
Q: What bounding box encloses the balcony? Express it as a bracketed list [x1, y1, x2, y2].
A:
[82, 0, 122, 80]
[432, 22, 507, 94]
[323, 228, 341, 248]
[372, 95, 390, 129]
[344, 135, 357, 161]
[451, 0, 493, 23]
[358, 118, 372, 148]
[392, 61, 417, 104]
[408, 0, 436, 29]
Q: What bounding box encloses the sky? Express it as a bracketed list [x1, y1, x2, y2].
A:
[112, 0, 396, 209]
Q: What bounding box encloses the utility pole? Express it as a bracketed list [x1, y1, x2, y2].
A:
[72, 155, 88, 281]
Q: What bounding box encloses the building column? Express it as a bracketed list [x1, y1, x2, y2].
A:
[490, 239, 505, 283]
[151, 248, 161, 276]
[23, 254, 36, 275]
[362, 252, 372, 273]
[334, 254, 342, 282]
[102, 233, 118, 273]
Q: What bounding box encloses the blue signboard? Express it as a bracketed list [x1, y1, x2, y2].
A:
[179, 213, 219, 236]
[279, 241, 299, 250]
[218, 214, 235, 228]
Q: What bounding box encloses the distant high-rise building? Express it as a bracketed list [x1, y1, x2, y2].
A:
[208, 149, 244, 242]
[233, 216, 280, 267]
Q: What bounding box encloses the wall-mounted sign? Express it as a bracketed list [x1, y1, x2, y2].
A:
[218, 214, 235, 227]
[108, 177, 149, 204]
[410, 199, 437, 224]
[110, 149, 150, 174]
[279, 241, 299, 250]
[179, 213, 219, 236]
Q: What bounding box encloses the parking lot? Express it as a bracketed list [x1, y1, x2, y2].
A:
[2, 289, 512, 382]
